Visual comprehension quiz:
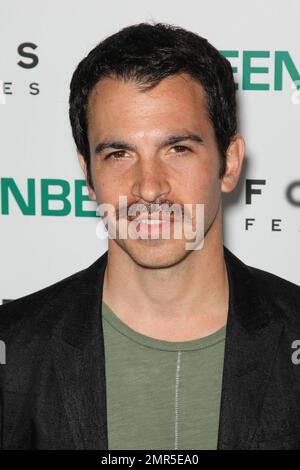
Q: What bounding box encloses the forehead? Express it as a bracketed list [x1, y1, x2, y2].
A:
[86, 73, 209, 139]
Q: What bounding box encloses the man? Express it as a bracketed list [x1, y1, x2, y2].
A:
[1, 22, 300, 450]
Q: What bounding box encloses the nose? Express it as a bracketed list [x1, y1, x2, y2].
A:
[131, 157, 171, 204]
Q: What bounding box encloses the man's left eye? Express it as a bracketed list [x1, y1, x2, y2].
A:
[171, 145, 190, 154]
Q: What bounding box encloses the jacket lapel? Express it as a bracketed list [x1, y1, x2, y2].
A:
[217, 248, 284, 449]
[51, 251, 109, 449]
[51, 246, 284, 450]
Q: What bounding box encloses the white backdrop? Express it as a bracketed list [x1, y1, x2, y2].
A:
[0, 0, 299, 303]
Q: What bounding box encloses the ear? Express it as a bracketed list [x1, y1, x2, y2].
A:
[77, 152, 96, 201]
[221, 133, 245, 193]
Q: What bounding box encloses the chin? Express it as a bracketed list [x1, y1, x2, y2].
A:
[121, 239, 192, 269]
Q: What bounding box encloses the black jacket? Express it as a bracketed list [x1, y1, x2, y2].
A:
[0, 247, 300, 450]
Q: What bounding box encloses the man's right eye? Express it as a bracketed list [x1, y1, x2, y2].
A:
[105, 150, 128, 160]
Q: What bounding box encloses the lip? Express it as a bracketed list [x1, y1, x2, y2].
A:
[127, 212, 175, 222]
[129, 216, 174, 238]
[134, 219, 172, 224]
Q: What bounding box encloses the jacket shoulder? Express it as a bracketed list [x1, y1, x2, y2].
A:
[0, 255, 105, 338]
[233, 250, 300, 321]
[248, 263, 300, 305]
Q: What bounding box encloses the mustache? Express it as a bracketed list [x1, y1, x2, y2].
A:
[114, 201, 191, 221]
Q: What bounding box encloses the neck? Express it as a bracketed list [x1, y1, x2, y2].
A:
[102, 207, 229, 341]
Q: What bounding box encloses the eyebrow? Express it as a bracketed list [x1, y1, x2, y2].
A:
[94, 133, 204, 154]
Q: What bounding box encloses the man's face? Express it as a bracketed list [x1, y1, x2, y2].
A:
[82, 73, 240, 268]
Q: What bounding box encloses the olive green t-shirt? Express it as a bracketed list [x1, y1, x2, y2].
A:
[102, 301, 226, 450]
